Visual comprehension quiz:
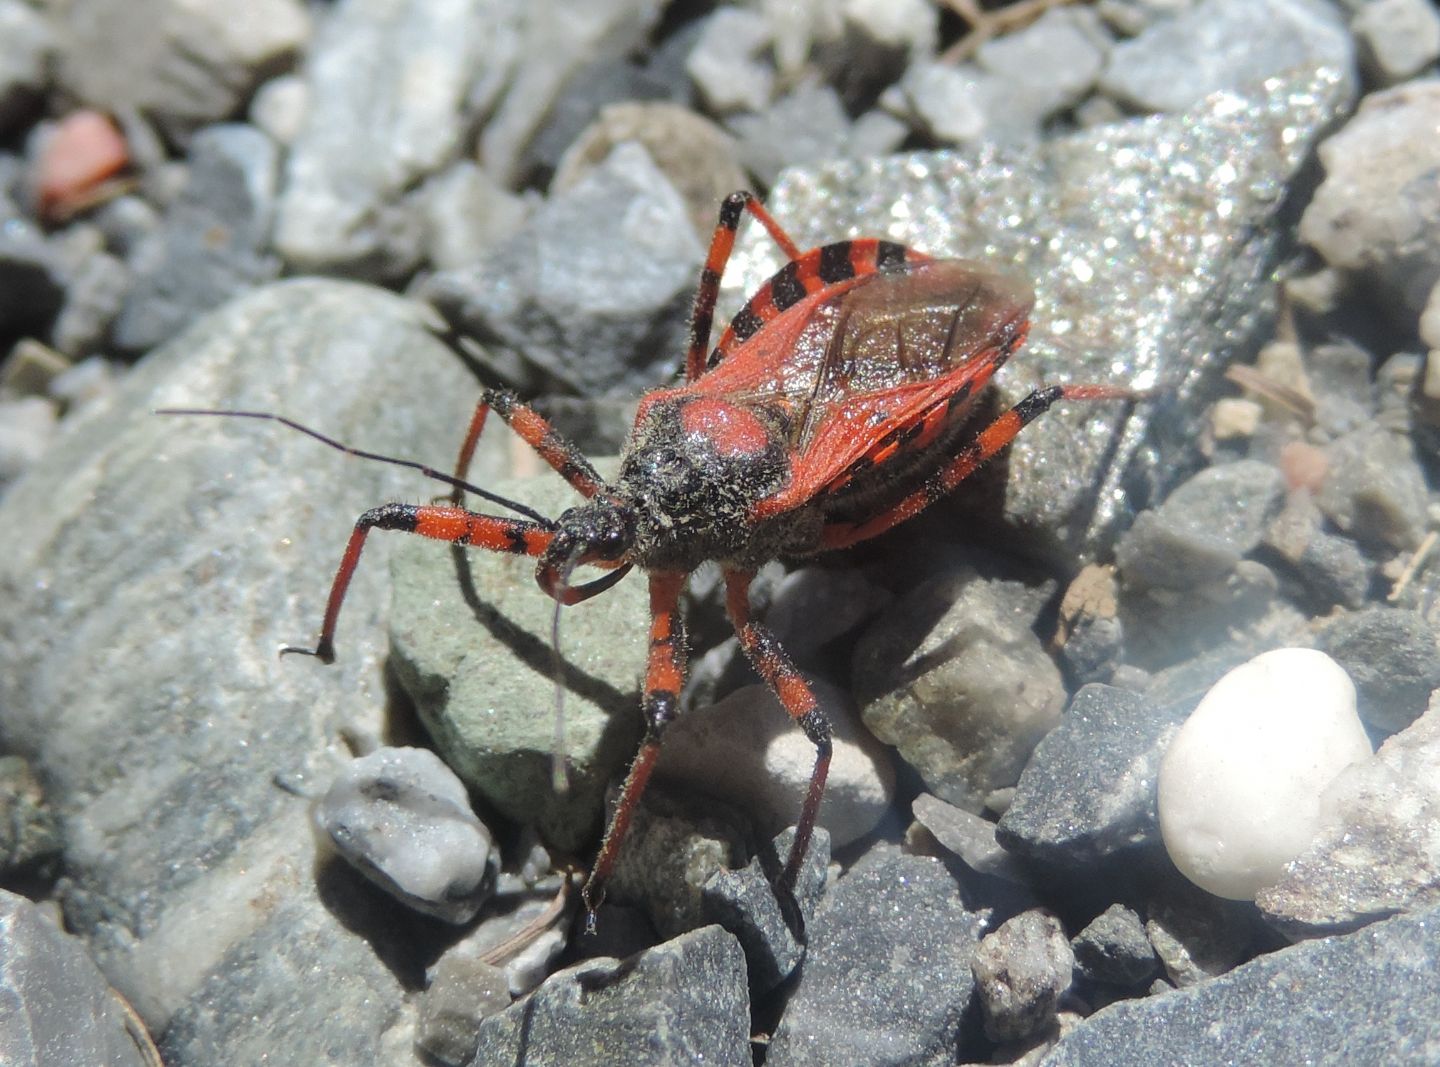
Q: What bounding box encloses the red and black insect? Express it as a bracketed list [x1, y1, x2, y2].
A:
[166, 191, 1124, 927]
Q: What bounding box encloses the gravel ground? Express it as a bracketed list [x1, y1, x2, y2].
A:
[1, 1, 1439, 1065]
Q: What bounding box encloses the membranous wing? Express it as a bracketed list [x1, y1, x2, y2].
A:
[702, 257, 1033, 515]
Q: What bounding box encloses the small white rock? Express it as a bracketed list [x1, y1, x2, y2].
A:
[249, 74, 309, 146]
[1158, 648, 1372, 900]
[895, 61, 993, 145]
[842, 0, 938, 57]
[317, 746, 497, 923]
[1211, 397, 1263, 441]
[0, 395, 58, 486]
[1421, 279, 1440, 353]
[686, 8, 775, 114]
[1352, 0, 1440, 86]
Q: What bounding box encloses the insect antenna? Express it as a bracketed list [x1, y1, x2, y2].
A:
[155, 407, 555, 527]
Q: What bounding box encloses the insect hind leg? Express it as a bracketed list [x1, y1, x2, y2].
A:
[287, 504, 554, 664]
[819, 383, 1134, 551]
[685, 191, 804, 382]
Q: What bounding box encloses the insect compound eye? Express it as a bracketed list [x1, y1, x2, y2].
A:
[588, 504, 634, 562]
[554, 503, 633, 564]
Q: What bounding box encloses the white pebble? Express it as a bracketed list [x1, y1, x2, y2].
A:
[1158, 648, 1372, 900]
[0, 396, 58, 486]
[686, 8, 774, 114]
[317, 746, 497, 923]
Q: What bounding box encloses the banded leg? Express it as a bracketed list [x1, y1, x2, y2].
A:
[819, 383, 1131, 551]
[449, 390, 609, 505]
[723, 568, 832, 895]
[685, 190, 804, 382]
[582, 571, 688, 929]
[285, 504, 554, 663]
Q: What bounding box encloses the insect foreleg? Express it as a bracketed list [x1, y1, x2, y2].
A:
[284, 505, 555, 664]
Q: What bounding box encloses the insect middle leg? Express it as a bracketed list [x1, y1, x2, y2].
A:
[449, 389, 608, 505]
[723, 567, 833, 897]
[818, 383, 1132, 551]
[685, 190, 804, 382]
[284, 504, 554, 663]
[582, 570, 688, 928]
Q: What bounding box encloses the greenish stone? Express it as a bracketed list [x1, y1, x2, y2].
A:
[388, 461, 647, 851]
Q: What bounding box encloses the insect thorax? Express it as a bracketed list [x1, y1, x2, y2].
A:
[618, 395, 804, 570]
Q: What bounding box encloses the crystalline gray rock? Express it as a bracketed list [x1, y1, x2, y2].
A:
[726, 68, 1352, 560]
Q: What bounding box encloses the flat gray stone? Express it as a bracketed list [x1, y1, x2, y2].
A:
[0, 890, 153, 1067]
[275, 0, 496, 276]
[469, 924, 751, 1067]
[1317, 607, 1440, 734]
[1039, 905, 1440, 1066]
[729, 67, 1351, 559]
[56, 0, 309, 141]
[114, 123, 282, 353]
[387, 462, 647, 853]
[912, 792, 1030, 883]
[1258, 701, 1440, 938]
[1115, 460, 1285, 590]
[767, 851, 983, 1067]
[701, 825, 830, 996]
[855, 568, 1064, 813]
[421, 142, 703, 395]
[0, 279, 481, 1064]
[996, 685, 1185, 868]
[1098, 0, 1352, 113]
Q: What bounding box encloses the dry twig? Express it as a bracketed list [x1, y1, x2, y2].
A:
[938, 0, 1084, 63]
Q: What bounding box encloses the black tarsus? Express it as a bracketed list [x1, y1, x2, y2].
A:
[280, 637, 334, 663]
[155, 407, 556, 528]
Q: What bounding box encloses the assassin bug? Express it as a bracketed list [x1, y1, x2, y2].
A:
[165, 191, 1126, 928]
